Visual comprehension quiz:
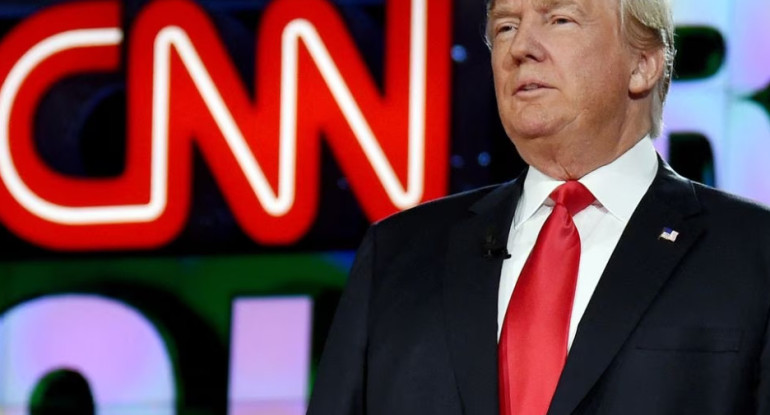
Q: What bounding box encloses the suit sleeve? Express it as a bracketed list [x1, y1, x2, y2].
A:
[756, 239, 770, 414]
[306, 225, 376, 415]
[757, 291, 770, 413]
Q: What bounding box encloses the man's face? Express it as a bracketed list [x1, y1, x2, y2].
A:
[489, 0, 640, 176]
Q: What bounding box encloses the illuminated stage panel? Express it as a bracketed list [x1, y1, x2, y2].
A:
[0, 254, 347, 413]
[228, 297, 312, 414]
[0, 295, 175, 415]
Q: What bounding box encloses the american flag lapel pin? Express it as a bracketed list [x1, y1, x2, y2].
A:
[658, 227, 679, 242]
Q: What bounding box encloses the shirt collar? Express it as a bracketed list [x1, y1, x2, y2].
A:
[514, 136, 658, 228]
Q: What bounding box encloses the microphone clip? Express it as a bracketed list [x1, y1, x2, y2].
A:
[482, 234, 511, 260]
[483, 246, 511, 260]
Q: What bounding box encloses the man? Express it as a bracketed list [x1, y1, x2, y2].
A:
[307, 0, 770, 413]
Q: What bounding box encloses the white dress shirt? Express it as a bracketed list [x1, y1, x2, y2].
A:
[497, 137, 659, 349]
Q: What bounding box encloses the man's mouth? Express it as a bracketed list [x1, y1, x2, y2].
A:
[515, 81, 552, 94]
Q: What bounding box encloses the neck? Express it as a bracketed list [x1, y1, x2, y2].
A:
[521, 120, 651, 181]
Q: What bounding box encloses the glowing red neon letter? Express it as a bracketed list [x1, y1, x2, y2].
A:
[0, 0, 450, 250]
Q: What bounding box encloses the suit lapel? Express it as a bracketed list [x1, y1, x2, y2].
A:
[548, 162, 706, 415]
[443, 176, 524, 415]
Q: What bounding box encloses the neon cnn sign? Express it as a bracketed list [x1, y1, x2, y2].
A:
[0, 0, 451, 250]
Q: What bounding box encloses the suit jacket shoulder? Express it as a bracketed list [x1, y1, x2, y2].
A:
[375, 183, 506, 234]
[689, 180, 770, 264]
[692, 180, 770, 222]
[371, 180, 520, 260]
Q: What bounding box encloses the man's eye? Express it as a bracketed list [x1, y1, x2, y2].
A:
[497, 24, 516, 34]
[552, 17, 573, 25]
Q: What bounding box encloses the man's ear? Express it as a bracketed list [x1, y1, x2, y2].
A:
[629, 47, 665, 95]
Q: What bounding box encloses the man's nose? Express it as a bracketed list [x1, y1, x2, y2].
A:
[507, 21, 545, 64]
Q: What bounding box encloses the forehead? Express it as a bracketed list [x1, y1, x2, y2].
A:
[488, 0, 617, 14]
[487, 0, 624, 34]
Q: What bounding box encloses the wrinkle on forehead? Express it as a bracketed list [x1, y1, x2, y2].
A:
[487, 0, 517, 18]
[488, 0, 588, 15]
[532, 0, 580, 11]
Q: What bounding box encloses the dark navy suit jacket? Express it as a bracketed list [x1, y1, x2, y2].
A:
[307, 161, 770, 414]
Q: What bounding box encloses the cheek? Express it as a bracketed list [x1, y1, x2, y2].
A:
[573, 54, 628, 102]
[491, 53, 510, 90]
[493, 74, 515, 106]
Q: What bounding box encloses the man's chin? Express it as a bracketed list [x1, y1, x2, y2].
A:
[506, 124, 564, 143]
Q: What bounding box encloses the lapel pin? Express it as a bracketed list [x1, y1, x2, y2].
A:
[658, 227, 679, 242]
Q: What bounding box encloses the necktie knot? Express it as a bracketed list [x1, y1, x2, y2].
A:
[550, 181, 595, 216]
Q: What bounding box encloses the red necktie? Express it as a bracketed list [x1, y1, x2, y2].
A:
[499, 181, 595, 415]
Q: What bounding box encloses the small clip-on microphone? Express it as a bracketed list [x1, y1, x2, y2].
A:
[483, 233, 511, 260]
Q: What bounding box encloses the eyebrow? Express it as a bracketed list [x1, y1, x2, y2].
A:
[487, 5, 520, 21]
[533, 0, 584, 15]
[488, 0, 584, 20]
